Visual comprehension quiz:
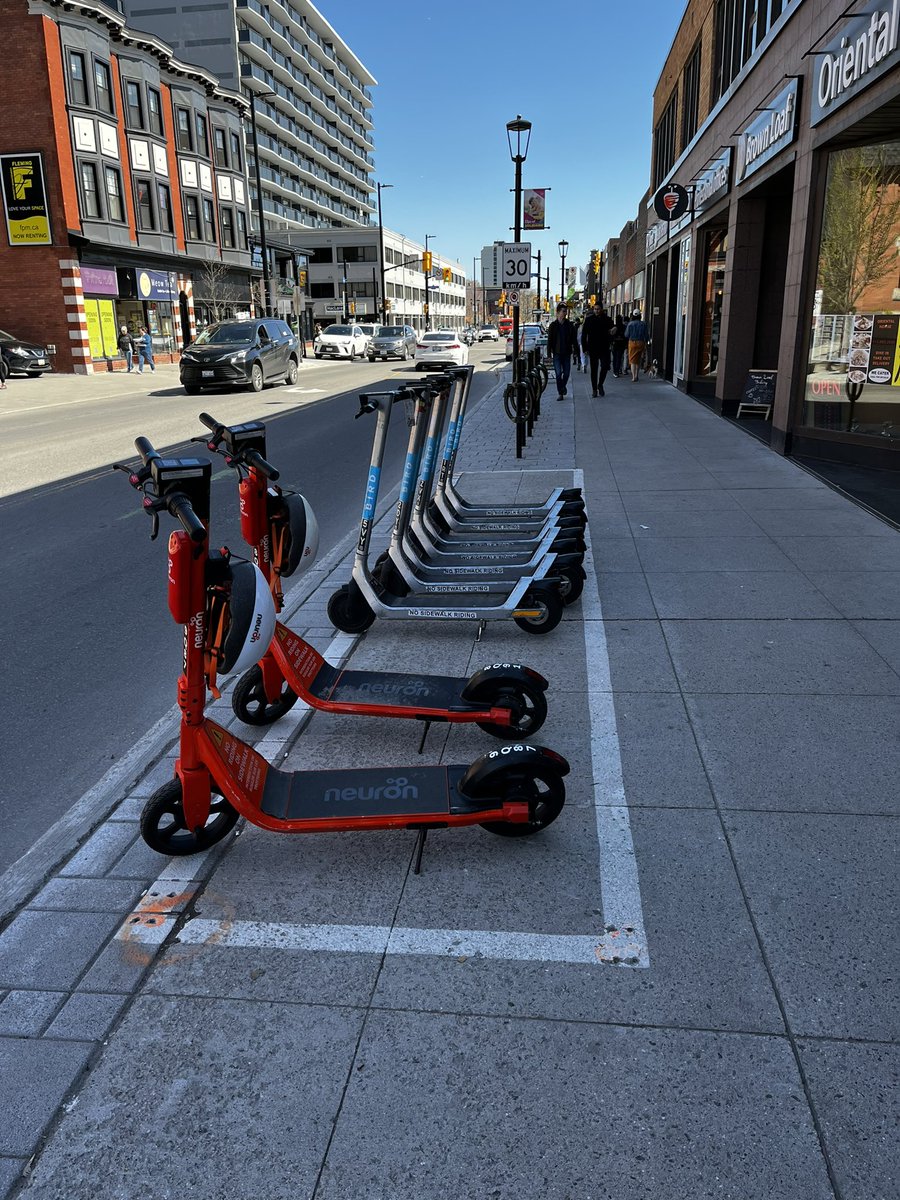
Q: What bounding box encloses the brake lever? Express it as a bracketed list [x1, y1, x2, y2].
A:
[113, 461, 150, 489]
[142, 496, 161, 541]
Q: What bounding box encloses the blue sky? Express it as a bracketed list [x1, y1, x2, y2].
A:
[318, 0, 687, 281]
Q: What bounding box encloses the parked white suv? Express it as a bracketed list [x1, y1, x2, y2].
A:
[314, 324, 368, 360]
[477, 325, 499, 341]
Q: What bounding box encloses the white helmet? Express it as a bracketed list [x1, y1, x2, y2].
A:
[217, 561, 276, 674]
[276, 492, 319, 577]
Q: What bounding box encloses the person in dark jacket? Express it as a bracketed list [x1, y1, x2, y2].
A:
[580, 303, 615, 397]
[611, 314, 627, 378]
[117, 325, 135, 372]
[546, 303, 579, 399]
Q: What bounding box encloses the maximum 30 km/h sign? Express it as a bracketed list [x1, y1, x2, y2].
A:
[502, 242, 531, 290]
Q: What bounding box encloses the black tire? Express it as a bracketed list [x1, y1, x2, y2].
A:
[401, 346, 409, 360]
[327, 583, 376, 633]
[249, 363, 264, 393]
[284, 358, 299, 385]
[474, 679, 548, 739]
[27, 371, 42, 378]
[315, 352, 323, 359]
[558, 566, 585, 606]
[232, 664, 299, 726]
[367, 356, 376, 363]
[140, 778, 238, 856]
[479, 764, 565, 836]
[183, 385, 202, 395]
[513, 588, 563, 634]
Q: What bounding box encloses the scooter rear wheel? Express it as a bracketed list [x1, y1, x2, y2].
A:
[479, 764, 565, 836]
[141, 779, 238, 856]
[232, 665, 299, 726]
[473, 679, 548, 739]
[327, 583, 376, 633]
[513, 588, 563, 634]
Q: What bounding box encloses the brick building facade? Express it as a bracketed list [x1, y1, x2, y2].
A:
[0, 0, 254, 374]
[640, 0, 900, 476]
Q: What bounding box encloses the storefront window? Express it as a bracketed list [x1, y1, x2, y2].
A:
[673, 234, 692, 380]
[697, 228, 728, 376]
[802, 141, 900, 438]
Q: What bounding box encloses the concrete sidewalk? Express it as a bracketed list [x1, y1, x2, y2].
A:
[0, 364, 897, 1199]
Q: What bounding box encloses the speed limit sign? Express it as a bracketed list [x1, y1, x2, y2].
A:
[502, 242, 531, 288]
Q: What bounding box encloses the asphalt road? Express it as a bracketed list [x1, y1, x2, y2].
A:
[0, 344, 504, 874]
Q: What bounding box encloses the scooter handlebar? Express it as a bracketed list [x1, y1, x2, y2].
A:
[167, 492, 207, 543]
[197, 412, 220, 433]
[244, 447, 279, 481]
[134, 435, 160, 465]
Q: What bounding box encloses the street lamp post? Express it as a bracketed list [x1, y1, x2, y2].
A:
[507, 116, 532, 459]
[558, 239, 568, 310]
[424, 233, 435, 331]
[472, 254, 478, 326]
[247, 88, 276, 318]
[376, 181, 392, 324]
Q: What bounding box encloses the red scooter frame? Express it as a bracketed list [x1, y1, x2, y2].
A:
[116, 437, 569, 863]
[196, 413, 550, 744]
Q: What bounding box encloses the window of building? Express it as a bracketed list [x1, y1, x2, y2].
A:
[125, 80, 143, 129]
[135, 177, 154, 230]
[80, 161, 100, 218]
[196, 113, 209, 158]
[696, 228, 728, 377]
[184, 194, 201, 240]
[337, 244, 377, 263]
[202, 196, 216, 242]
[157, 182, 173, 233]
[104, 165, 124, 222]
[802, 140, 900, 440]
[236, 209, 248, 249]
[681, 40, 702, 149]
[68, 52, 88, 106]
[213, 127, 228, 168]
[310, 246, 334, 264]
[221, 206, 235, 248]
[148, 88, 163, 137]
[176, 107, 193, 153]
[230, 131, 242, 171]
[310, 281, 334, 298]
[711, 0, 795, 101]
[652, 89, 678, 189]
[94, 60, 113, 114]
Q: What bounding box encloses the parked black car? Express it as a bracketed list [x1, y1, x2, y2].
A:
[0, 328, 52, 377]
[180, 318, 300, 394]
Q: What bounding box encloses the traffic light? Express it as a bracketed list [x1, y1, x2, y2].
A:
[384, 298, 391, 311]
[349, 300, 356, 314]
[589, 294, 596, 306]
[423, 302, 429, 314]
[591, 250, 601, 275]
[422, 250, 432, 272]
[442, 266, 452, 284]
[499, 291, 506, 306]
[298, 269, 307, 287]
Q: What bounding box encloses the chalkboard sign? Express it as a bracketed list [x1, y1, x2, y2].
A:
[737, 370, 776, 419]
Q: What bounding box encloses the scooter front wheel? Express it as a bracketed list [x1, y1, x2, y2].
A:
[140, 779, 239, 856]
[479, 763, 565, 836]
[558, 565, 586, 606]
[473, 679, 548, 739]
[327, 583, 376, 633]
[232, 665, 298, 726]
[513, 588, 563, 634]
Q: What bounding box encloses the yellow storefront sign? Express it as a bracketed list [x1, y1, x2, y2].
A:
[1, 153, 51, 246]
[84, 299, 119, 359]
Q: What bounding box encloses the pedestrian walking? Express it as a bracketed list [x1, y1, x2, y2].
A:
[137, 327, 155, 374]
[625, 310, 649, 382]
[0, 354, 8, 389]
[611, 314, 627, 377]
[546, 303, 579, 400]
[581, 302, 614, 397]
[117, 325, 135, 372]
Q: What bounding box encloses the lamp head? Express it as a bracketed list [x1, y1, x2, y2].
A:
[506, 115, 532, 162]
[558, 239, 568, 257]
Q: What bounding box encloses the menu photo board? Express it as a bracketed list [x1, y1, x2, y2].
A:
[847, 314, 900, 387]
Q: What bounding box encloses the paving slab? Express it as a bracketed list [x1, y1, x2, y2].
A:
[314, 1012, 829, 1200]
[807, 572, 900, 619]
[644, 569, 840, 619]
[44, 991, 128, 1041]
[18, 996, 364, 1200]
[687, 694, 900, 814]
[626, 507, 766, 537]
[0, 1036, 93, 1156]
[797, 1038, 900, 1200]
[635, 535, 796, 573]
[725, 811, 899, 1040]
[0, 1159, 26, 1200]
[0, 910, 121, 990]
[772, 534, 900, 572]
[612, 691, 715, 808]
[662, 618, 900, 695]
[604, 620, 680, 693]
[0, 990, 65, 1037]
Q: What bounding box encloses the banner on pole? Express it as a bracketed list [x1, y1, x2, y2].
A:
[523, 189, 546, 230]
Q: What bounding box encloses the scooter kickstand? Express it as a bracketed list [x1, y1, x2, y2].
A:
[412, 827, 428, 875]
[475, 619, 486, 643]
[417, 719, 431, 755]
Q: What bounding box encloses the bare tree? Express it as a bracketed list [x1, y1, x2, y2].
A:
[817, 146, 900, 313]
[197, 259, 244, 323]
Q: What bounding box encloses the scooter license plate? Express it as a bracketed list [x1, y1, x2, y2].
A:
[202, 370, 215, 378]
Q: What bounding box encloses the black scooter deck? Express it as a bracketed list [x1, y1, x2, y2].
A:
[262, 763, 471, 821]
[313, 662, 477, 711]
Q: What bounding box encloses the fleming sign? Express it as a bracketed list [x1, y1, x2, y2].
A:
[0, 152, 51, 245]
[736, 79, 799, 184]
[811, 0, 900, 125]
